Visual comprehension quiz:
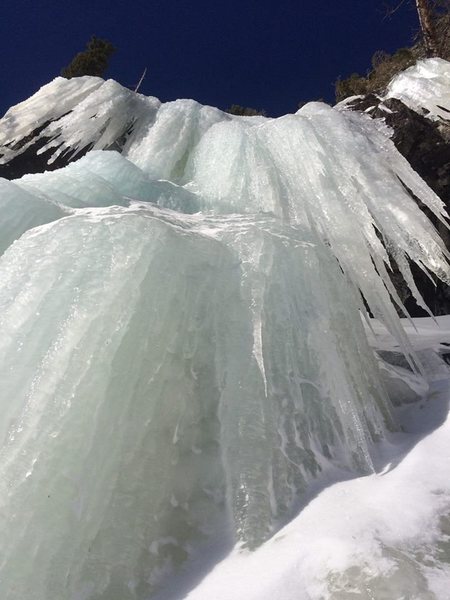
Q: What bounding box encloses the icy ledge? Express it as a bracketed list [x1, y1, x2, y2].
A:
[385, 57, 450, 121]
[337, 58, 450, 122]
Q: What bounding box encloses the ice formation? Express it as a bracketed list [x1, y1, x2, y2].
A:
[385, 57, 450, 120]
[0, 59, 450, 599]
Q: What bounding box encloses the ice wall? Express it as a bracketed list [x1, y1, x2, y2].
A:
[0, 66, 449, 599]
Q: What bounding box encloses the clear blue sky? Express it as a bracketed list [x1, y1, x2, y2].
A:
[1, 0, 419, 117]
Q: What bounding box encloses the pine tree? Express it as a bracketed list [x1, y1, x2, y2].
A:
[61, 36, 116, 79]
[226, 104, 266, 116]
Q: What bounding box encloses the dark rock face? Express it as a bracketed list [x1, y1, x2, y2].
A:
[346, 95, 450, 316]
[0, 138, 83, 180]
[0, 120, 90, 180]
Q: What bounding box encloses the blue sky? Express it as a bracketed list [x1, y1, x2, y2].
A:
[1, 0, 419, 117]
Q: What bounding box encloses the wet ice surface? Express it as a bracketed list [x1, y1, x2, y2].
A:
[0, 60, 450, 599]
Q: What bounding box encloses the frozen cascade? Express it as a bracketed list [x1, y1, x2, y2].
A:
[0, 60, 449, 599]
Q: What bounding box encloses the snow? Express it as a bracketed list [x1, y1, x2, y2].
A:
[368, 315, 450, 353]
[0, 60, 449, 599]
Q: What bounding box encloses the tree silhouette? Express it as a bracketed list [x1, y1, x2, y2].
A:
[226, 104, 266, 116]
[61, 36, 116, 79]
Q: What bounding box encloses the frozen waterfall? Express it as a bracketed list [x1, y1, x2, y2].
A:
[1, 60, 450, 599]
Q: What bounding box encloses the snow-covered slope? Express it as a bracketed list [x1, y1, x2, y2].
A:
[0, 60, 449, 599]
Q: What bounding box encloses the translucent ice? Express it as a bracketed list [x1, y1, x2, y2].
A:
[0, 178, 66, 255]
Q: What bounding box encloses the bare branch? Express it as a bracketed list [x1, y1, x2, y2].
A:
[383, 0, 408, 19]
[134, 68, 147, 93]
